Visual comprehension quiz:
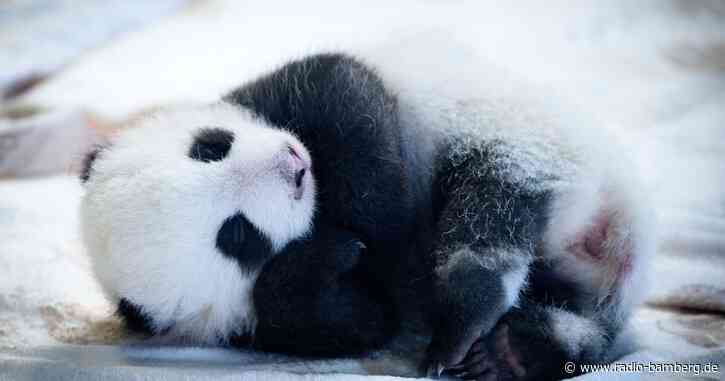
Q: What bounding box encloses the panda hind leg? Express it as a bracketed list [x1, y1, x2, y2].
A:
[443, 186, 651, 380]
[424, 142, 550, 377]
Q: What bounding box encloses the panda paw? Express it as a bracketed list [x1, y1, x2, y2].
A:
[433, 312, 570, 381]
[310, 224, 367, 275]
[330, 236, 366, 274]
[270, 224, 367, 286]
[438, 323, 526, 381]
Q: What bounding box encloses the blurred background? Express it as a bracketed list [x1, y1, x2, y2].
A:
[0, 0, 724, 379]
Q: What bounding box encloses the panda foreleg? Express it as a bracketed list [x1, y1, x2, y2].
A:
[252, 224, 393, 356]
[425, 143, 550, 376]
[427, 248, 532, 376]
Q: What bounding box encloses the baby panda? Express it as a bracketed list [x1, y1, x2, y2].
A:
[80, 53, 654, 381]
[79, 102, 395, 352]
[80, 55, 406, 353]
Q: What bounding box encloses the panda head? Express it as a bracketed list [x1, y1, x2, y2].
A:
[80, 102, 315, 344]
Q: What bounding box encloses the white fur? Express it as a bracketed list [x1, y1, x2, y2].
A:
[501, 265, 528, 309]
[81, 102, 316, 344]
[547, 307, 606, 357]
[81, 50, 655, 346]
[383, 50, 655, 321]
[541, 130, 656, 319]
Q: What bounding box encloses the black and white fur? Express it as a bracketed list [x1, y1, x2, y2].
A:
[80, 104, 317, 343]
[80, 53, 654, 380]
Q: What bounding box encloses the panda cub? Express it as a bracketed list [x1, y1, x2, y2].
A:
[80, 53, 653, 381]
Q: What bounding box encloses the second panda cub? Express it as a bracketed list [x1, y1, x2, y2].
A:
[81, 53, 653, 381]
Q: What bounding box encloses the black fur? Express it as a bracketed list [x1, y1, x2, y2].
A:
[526, 260, 586, 314]
[230, 53, 626, 381]
[117, 298, 154, 334]
[188, 127, 234, 163]
[224, 55, 563, 367]
[252, 224, 394, 356]
[500, 304, 581, 380]
[82, 55, 407, 352]
[225, 53, 414, 248]
[88, 52, 627, 379]
[225, 53, 415, 354]
[216, 212, 274, 273]
[425, 140, 552, 370]
[432, 140, 552, 256]
[441, 302, 574, 381]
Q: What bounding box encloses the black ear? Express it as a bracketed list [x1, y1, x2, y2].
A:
[80, 145, 106, 183]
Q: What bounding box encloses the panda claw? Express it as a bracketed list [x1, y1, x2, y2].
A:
[428, 362, 445, 378]
[441, 321, 533, 381]
[461, 349, 488, 367]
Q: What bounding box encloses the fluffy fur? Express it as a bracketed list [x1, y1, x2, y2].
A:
[385, 56, 655, 379]
[80, 52, 655, 381]
[80, 103, 315, 344]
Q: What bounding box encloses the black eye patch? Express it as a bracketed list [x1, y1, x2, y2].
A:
[216, 213, 274, 272]
[189, 127, 234, 163]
